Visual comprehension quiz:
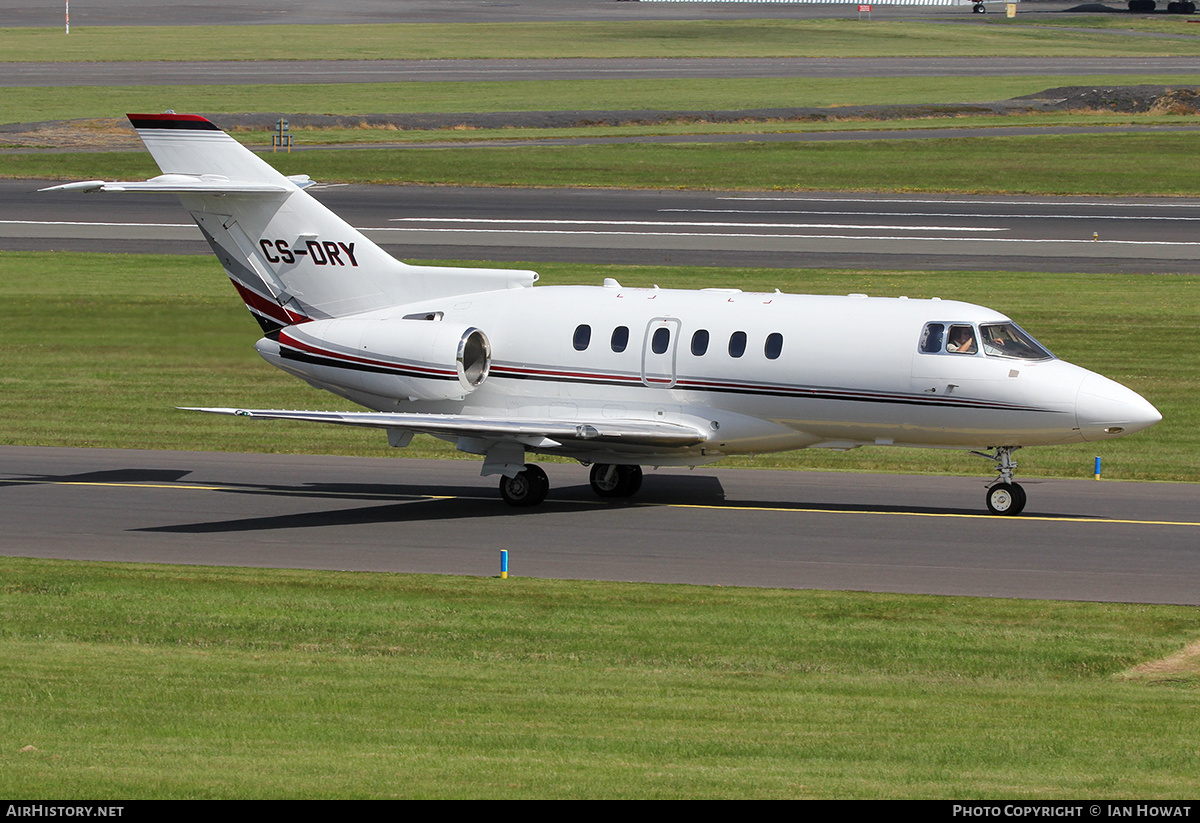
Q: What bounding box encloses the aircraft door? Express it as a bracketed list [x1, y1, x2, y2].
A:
[641, 317, 681, 388]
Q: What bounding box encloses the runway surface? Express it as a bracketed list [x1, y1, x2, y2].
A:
[2, 446, 1196, 605]
[9, 180, 1200, 272]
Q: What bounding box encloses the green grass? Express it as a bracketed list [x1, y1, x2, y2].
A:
[0, 557, 1197, 798]
[262, 133, 1200, 195]
[6, 19, 1200, 62]
[6, 74, 1200, 126]
[0, 252, 1194, 482]
[225, 111, 1200, 146]
[10, 132, 1200, 197]
[991, 13, 1200, 34]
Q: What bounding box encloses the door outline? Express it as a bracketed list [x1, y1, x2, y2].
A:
[641, 317, 681, 388]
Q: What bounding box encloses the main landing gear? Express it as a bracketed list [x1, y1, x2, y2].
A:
[973, 446, 1026, 516]
[498, 464, 549, 507]
[589, 464, 643, 498]
[497, 463, 644, 507]
[972, 2, 987, 12]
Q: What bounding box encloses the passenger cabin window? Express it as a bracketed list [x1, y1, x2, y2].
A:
[651, 327, 671, 355]
[611, 326, 629, 353]
[729, 331, 747, 358]
[573, 324, 591, 351]
[765, 332, 783, 360]
[691, 329, 710, 356]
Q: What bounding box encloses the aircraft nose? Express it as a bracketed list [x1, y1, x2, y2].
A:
[1075, 372, 1161, 441]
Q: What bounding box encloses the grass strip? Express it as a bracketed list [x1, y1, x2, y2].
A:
[262, 133, 1200, 196]
[223, 112, 1200, 146]
[8, 132, 1200, 197]
[0, 557, 1197, 798]
[6, 20, 1200, 62]
[6, 75, 1200, 126]
[0, 252, 1193, 482]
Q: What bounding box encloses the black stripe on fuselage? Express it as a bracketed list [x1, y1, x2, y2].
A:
[278, 345, 457, 383]
[487, 365, 1060, 414]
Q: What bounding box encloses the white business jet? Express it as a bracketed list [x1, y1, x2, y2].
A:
[43, 114, 1161, 515]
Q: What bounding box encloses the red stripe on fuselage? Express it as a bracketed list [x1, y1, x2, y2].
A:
[229, 279, 309, 326]
[277, 331, 457, 379]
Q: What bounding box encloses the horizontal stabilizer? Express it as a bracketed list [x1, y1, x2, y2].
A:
[181, 407, 708, 448]
[43, 113, 538, 320]
[39, 174, 305, 195]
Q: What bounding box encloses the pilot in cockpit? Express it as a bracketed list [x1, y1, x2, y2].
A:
[946, 325, 977, 354]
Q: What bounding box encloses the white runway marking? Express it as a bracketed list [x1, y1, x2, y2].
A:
[387, 217, 1007, 232]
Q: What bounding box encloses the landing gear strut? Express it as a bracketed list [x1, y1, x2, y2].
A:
[589, 464, 643, 498]
[498, 463, 549, 507]
[972, 446, 1027, 516]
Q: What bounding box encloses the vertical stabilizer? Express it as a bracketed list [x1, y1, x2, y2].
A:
[123, 114, 537, 330]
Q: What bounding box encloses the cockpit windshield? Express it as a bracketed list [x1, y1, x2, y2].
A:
[918, 321, 1054, 361]
[978, 323, 1054, 360]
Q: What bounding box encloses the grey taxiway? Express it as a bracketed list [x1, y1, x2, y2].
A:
[8, 180, 1200, 273]
[4, 446, 1197, 605]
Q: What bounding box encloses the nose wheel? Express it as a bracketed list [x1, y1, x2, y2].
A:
[972, 446, 1027, 516]
[986, 482, 1027, 516]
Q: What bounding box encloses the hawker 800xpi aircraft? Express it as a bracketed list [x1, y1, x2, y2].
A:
[44, 114, 1161, 514]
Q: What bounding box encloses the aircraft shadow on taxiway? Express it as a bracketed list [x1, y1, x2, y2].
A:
[3, 466, 1092, 535]
[130, 472, 733, 533]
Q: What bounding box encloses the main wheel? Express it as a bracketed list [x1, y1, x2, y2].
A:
[499, 464, 549, 507]
[986, 482, 1026, 516]
[589, 464, 643, 498]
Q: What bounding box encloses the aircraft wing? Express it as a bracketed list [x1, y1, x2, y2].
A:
[181, 407, 708, 449]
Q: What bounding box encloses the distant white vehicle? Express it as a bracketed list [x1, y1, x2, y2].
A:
[44, 114, 1161, 514]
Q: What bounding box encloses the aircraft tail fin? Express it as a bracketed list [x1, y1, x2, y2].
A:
[46, 114, 537, 331]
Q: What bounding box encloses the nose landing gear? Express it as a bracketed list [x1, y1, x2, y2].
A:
[972, 446, 1027, 516]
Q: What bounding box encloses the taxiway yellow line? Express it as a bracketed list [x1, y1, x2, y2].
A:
[25, 480, 1200, 528]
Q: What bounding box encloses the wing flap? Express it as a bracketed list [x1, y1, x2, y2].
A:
[181, 407, 708, 448]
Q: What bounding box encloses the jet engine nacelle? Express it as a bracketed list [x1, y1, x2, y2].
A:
[263, 316, 492, 402]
